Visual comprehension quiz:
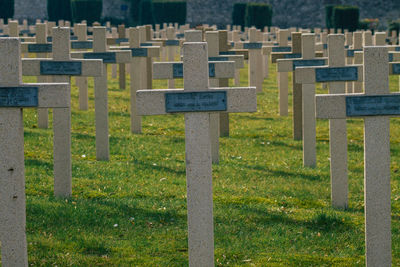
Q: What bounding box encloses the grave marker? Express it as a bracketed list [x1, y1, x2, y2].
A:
[22, 27, 103, 197]
[72, 27, 131, 161]
[277, 34, 327, 141]
[0, 38, 69, 267]
[136, 41, 256, 267]
[316, 46, 392, 266]
[296, 35, 363, 209]
[126, 28, 160, 134]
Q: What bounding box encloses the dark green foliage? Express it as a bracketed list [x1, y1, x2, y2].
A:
[245, 3, 272, 30]
[47, 0, 72, 22]
[0, 0, 14, 21]
[153, 0, 186, 25]
[71, 0, 103, 25]
[129, 0, 142, 26]
[139, 0, 155, 25]
[325, 5, 334, 29]
[389, 20, 400, 36]
[332, 5, 359, 32]
[232, 3, 247, 29]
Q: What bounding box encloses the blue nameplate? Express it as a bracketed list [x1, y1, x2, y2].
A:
[346, 49, 362, 57]
[176, 33, 184, 39]
[116, 38, 129, 44]
[131, 48, 148, 57]
[0, 87, 38, 107]
[47, 37, 52, 42]
[83, 52, 116, 63]
[165, 91, 227, 113]
[272, 47, 291, 52]
[28, 44, 52, 53]
[165, 40, 180, 46]
[284, 53, 301, 59]
[172, 63, 183, 78]
[140, 43, 153, 47]
[323, 44, 328, 49]
[20, 29, 31, 35]
[315, 67, 358, 82]
[0, 34, 9, 37]
[389, 53, 394, 62]
[230, 42, 234, 47]
[346, 95, 400, 116]
[209, 56, 229, 61]
[292, 59, 325, 70]
[70, 36, 78, 41]
[220, 51, 236, 55]
[393, 64, 400, 75]
[396, 47, 400, 52]
[71, 41, 93, 49]
[0, 29, 3, 33]
[40, 61, 82, 75]
[344, 45, 349, 49]
[209, 63, 216, 77]
[172, 63, 216, 78]
[244, 42, 262, 49]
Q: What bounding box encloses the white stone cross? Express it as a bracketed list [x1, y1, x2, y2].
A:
[277, 34, 327, 141]
[316, 46, 392, 266]
[21, 27, 103, 197]
[71, 27, 131, 161]
[246, 28, 263, 93]
[271, 32, 302, 117]
[136, 42, 256, 267]
[125, 28, 160, 134]
[295, 34, 363, 209]
[0, 38, 70, 267]
[20, 23, 53, 129]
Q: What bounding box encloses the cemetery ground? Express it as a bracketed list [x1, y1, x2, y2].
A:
[5, 61, 400, 265]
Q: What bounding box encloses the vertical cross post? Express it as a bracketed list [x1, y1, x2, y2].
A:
[118, 24, 126, 90]
[0, 38, 69, 267]
[316, 46, 392, 266]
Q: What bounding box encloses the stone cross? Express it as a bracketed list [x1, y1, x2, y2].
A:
[71, 27, 131, 161]
[118, 24, 127, 90]
[153, 36, 235, 164]
[246, 28, 263, 93]
[166, 26, 180, 88]
[0, 38, 69, 267]
[21, 27, 103, 197]
[20, 23, 53, 129]
[346, 32, 363, 93]
[271, 32, 302, 116]
[316, 46, 392, 266]
[295, 34, 363, 209]
[136, 42, 256, 267]
[277, 34, 327, 141]
[71, 23, 93, 111]
[123, 28, 160, 134]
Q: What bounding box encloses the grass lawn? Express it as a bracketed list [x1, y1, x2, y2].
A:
[3, 58, 399, 266]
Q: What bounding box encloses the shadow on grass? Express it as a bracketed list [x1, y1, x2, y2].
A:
[130, 159, 186, 176]
[27, 197, 187, 256]
[229, 163, 322, 181]
[26, 158, 54, 170]
[215, 204, 352, 233]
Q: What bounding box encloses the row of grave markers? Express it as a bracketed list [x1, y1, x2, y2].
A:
[1, 22, 400, 266]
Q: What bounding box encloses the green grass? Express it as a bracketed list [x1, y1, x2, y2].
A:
[1, 60, 399, 266]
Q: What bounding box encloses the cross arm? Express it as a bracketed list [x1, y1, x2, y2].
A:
[136, 87, 257, 115]
[295, 65, 363, 84]
[277, 58, 327, 72]
[7, 83, 70, 108]
[153, 61, 235, 79]
[71, 50, 131, 64]
[316, 92, 400, 119]
[271, 52, 301, 63]
[21, 58, 103, 77]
